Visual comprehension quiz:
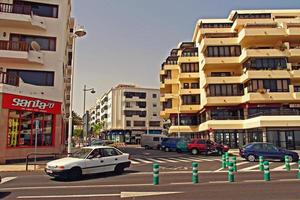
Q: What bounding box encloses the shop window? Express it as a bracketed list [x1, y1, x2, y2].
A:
[7, 110, 54, 148]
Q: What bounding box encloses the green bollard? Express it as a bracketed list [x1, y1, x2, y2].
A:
[298, 160, 300, 180]
[192, 162, 199, 184]
[263, 161, 270, 181]
[284, 155, 290, 172]
[232, 156, 237, 172]
[228, 161, 234, 182]
[153, 163, 159, 185]
[259, 156, 264, 171]
[225, 152, 229, 168]
[221, 154, 226, 169]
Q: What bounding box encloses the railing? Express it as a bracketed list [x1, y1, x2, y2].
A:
[26, 153, 60, 171]
[0, 3, 31, 15]
[0, 40, 30, 51]
[0, 71, 19, 86]
[248, 109, 300, 118]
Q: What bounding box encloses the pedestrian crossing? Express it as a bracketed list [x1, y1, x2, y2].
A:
[129, 157, 299, 172]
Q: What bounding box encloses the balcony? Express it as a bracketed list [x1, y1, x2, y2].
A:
[200, 56, 240, 69]
[199, 37, 238, 53]
[239, 48, 288, 63]
[241, 70, 291, 83]
[203, 96, 243, 106]
[180, 88, 201, 95]
[248, 109, 300, 119]
[238, 27, 286, 45]
[287, 25, 300, 37]
[289, 48, 300, 61]
[203, 76, 240, 87]
[163, 64, 179, 70]
[0, 40, 44, 65]
[0, 72, 19, 86]
[231, 18, 275, 31]
[0, 3, 46, 30]
[178, 56, 199, 64]
[179, 72, 200, 79]
[180, 104, 201, 113]
[243, 91, 296, 103]
[164, 78, 179, 85]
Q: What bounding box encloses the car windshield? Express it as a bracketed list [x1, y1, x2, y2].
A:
[71, 148, 92, 159]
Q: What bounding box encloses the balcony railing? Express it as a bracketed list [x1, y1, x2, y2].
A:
[0, 72, 19, 86]
[248, 109, 300, 118]
[0, 3, 31, 15]
[0, 40, 30, 51]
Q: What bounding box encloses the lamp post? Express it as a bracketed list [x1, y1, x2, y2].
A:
[67, 25, 87, 156]
[83, 85, 95, 141]
[177, 94, 181, 138]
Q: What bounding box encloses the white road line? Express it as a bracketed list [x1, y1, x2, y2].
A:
[239, 164, 260, 171]
[209, 181, 229, 184]
[243, 180, 265, 183]
[177, 157, 200, 162]
[133, 158, 152, 164]
[201, 159, 214, 162]
[1, 177, 17, 184]
[17, 194, 120, 199]
[158, 158, 178, 163]
[146, 158, 166, 163]
[130, 159, 140, 164]
[168, 158, 191, 163]
[236, 161, 249, 166]
[272, 163, 296, 171]
[213, 159, 222, 162]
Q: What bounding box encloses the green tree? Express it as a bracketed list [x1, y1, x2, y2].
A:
[92, 121, 105, 136]
[72, 111, 82, 126]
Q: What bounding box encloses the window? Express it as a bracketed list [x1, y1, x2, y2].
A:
[125, 102, 131, 108]
[191, 83, 199, 89]
[124, 110, 146, 117]
[153, 137, 160, 142]
[124, 92, 146, 99]
[233, 13, 271, 21]
[10, 34, 56, 51]
[134, 121, 145, 127]
[136, 101, 146, 108]
[152, 94, 157, 98]
[181, 63, 199, 73]
[210, 108, 244, 120]
[205, 46, 241, 57]
[153, 103, 157, 108]
[7, 69, 54, 86]
[153, 113, 157, 117]
[149, 121, 160, 127]
[7, 110, 54, 148]
[126, 121, 131, 127]
[247, 79, 290, 92]
[243, 58, 287, 70]
[208, 84, 243, 96]
[201, 23, 232, 28]
[14, 1, 59, 18]
[181, 95, 200, 105]
[68, 52, 72, 66]
[102, 148, 121, 157]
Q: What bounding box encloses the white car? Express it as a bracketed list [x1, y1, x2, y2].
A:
[45, 146, 131, 180]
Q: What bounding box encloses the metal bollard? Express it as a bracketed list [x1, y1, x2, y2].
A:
[221, 154, 226, 169]
[263, 161, 270, 181]
[259, 156, 264, 171]
[298, 160, 300, 180]
[284, 155, 290, 172]
[153, 163, 159, 185]
[192, 162, 199, 184]
[232, 156, 237, 172]
[228, 161, 234, 182]
[225, 152, 229, 167]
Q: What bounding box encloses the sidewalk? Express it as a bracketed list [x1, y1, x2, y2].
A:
[0, 164, 45, 172]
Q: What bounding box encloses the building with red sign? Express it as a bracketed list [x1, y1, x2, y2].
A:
[0, 0, 74, 163]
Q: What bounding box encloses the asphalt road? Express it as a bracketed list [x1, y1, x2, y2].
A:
[1, 147, 300, 200]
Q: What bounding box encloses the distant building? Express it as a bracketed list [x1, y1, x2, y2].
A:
[160, 9, 300, 150]
[90, 84, 163, 144]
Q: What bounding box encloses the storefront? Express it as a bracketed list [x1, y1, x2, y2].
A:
[0, 93, 63, 164]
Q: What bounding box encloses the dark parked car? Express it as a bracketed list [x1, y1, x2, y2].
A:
[188, 139, 229, 155]
[161, 138, 190, 152]
[239, 142, 299, 162]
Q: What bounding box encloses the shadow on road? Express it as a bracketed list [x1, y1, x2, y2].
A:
[50, 170, 140, 182]
[0, 192, 11, 199]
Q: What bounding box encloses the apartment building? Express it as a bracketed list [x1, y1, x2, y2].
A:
[92, 84, 163, 144]
[0, 0, 74, 163]
[160, 9, 300, 150]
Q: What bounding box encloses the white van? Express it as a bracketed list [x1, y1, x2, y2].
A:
[141, 134, 167, 150]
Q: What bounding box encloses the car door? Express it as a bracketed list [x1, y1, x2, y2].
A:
[101, 148, 120, 172]
[265, 144, 281, 160]
[84, 148, 103, 175]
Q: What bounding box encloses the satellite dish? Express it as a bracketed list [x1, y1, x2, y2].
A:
[31, 41, 40, 51]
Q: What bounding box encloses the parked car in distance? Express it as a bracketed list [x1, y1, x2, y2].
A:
[45, 146, 131, 180]
[239, 142, 299, 162]
[141, 134, 167, 150]
[89, 139, 114, 146]
[188, 139, 229, 155]
[161, 137, 190, 152]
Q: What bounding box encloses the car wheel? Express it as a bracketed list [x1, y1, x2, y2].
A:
[285, 155, 293, 162]
[247, 154, 256, 162]
[68, 167, 82, 181]
[191, 148, 199, 155]
[114, 164, 125, 175]
[144, 145, 149, 150]
[165, 147, 170, 152]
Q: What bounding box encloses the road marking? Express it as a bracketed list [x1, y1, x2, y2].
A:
[121, 191, 182, 198]
[168, 158, 191, 162]
[272, 163, 296, 171]
[209, 181, 229, 184]
[146, 158, 166, 163]
[236, 161, 249, 166]
[278, 179, 299, 182]
[243, 180, 266, 183]
[158, 158, 178, 163]
[1, 177, 17, 184]
[214, 167, 224, 172]
[239, 164, 260, 171]
[130, 159, 140, 164]
[201, 159, 214, 162]
[133, 158, 152, 164]
[170, 182, 193, 185]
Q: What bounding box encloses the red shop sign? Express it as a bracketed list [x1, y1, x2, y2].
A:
[2, 93, 61, 114]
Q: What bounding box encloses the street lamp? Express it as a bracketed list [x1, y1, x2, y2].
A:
[83, 85, 96, 140]
[67, 25, 87, 156]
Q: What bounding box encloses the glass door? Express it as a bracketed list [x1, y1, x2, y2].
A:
[285, 131, 295, 150]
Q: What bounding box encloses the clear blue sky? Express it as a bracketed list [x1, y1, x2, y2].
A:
[72, 0, 299, 115]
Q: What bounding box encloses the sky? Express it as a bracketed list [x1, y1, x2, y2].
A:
[72, 0, 300, 115]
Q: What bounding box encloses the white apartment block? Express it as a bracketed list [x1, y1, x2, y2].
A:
[92, 84, 163, 144]
[0, 0, 74, 163]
